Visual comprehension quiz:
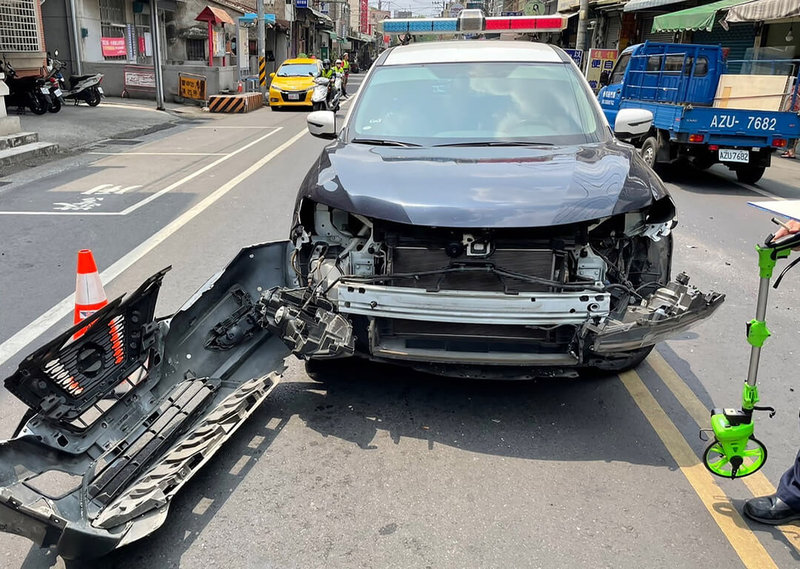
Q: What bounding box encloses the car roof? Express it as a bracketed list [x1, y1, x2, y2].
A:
[281, 58, 318, 65]
[382, 41, 564, 66]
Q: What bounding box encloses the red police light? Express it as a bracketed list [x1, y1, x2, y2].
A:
[484, 16, 565, 32]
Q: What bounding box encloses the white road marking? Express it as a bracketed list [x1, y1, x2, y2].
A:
[0, 127, 282, 216]
[88, 152, 229, 156]
[0, 128, 309, 369]
[83, 184, 141, 195]
[732, 180, 786, 201]
[194, 126, 278, 129]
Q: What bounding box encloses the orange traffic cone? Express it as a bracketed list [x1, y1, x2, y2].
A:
[73, 249, 108, 339]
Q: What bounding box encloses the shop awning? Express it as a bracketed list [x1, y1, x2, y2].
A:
[725, 0, 800, 23]
[299, 7, 334, 27]
[623, 0, 686, 13]
[652, 0, 752, 32]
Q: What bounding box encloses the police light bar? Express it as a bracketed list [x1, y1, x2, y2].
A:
[381, 11, 566, 35]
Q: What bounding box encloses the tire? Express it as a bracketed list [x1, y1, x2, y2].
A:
[312, 101, 325, 111]
[28, 93, 47, 115]
[735, 165, 766, 185]
[304, 358, 355, 383]
[48, 96, 62, 113]
[640, 136, 658, 168]
[86, 88, 101, 107]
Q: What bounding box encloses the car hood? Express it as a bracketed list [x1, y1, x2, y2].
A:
[271, 77, 314, 91]
[297, 140, 670, 228]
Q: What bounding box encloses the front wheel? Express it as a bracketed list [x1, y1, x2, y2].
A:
[735, 165, 766, 184]
[312, 101, 325, 111]
[48, 96, 62, 113]
[640, 136, 658, 168]
[86, 88, 101, 107]
[28, 93, 48, 115]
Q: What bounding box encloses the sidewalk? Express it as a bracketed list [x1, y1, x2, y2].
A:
[16, 96, 215, 154]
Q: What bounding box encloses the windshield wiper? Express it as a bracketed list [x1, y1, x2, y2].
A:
[433, 141, 555, 147]
[351, 138, 422, 147]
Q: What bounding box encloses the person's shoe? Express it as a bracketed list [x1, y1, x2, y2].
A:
[744, 494, 800, 525]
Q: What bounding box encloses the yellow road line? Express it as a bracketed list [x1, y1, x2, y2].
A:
[648, 350, 800, 552]
[619, 369, 779, 569]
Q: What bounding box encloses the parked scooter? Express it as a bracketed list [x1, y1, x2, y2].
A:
[310, 71, 342, 112]
[1, 59, 52, 115]
[47, 50, 104, 107]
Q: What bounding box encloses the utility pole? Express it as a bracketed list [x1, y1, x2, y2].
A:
[149, 0, 165, 110]
[575, 0, 589, 52]
[257, 0, 266, 92]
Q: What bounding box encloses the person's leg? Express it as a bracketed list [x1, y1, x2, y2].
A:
[744, 449, 800, 524]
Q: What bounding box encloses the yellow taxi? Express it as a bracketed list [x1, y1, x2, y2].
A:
[268, 58, 323, 110]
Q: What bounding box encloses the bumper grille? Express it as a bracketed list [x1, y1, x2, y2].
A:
[389, 247, 556, 292]
[280, 91, 308, 102]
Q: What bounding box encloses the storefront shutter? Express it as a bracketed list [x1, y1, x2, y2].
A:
[694, 22, 757, 72]
[641, 15, 676, 43]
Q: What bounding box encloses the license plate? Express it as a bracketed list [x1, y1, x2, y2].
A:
[288, 93, 300, 100]
[719, 149, 750, 163]
[40, 86, 50, 94]
[53, 89, 62, 97]
[97, 87, 104, 95]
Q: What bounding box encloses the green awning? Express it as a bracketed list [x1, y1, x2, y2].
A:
[652, 0, 752, 33]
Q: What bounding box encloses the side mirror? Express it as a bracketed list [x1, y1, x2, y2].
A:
[307, 110, 336, 139]
[614, 108, 653, 138]
[269, 72, 275, 79]
[599, 70, 610, 87]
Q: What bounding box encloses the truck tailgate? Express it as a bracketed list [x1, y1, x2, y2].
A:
[680, 107, 800, 144]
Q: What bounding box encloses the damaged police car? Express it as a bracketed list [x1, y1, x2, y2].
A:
[0, 41, 722, 558]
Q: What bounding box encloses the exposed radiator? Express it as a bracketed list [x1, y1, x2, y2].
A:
[389, 247, 556, 292]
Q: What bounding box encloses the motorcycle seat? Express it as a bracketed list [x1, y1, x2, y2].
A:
[69, 75, 95, 86]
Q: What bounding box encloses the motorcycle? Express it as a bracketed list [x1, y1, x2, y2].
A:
[44, 54, 65, 113]
[310, 71, 342, 112]
[1, 59, 52, 115]
[47, 50, 104, 107]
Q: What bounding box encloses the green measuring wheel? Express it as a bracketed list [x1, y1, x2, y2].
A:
[703, 437, 767, 479]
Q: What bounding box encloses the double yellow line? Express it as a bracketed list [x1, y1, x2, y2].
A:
[621, 350, 799, 568]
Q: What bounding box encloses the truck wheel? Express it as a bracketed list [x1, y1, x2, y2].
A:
[735, 165, 766, 184]
[640, 137, 658, 168]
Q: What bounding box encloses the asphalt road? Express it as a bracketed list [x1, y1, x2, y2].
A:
[2, 76, 800, 568]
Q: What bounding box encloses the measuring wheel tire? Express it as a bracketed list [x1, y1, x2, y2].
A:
[703, 436, 767, 479]
[735, 165, 766, 185]
[640, 137, 658, 169]
[86, 88, 101, 107]
[48, 97, 62, 113]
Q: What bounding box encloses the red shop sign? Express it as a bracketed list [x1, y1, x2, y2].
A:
[101, 37, 127, 57]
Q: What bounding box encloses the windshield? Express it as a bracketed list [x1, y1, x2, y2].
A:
[349, 62, 606, 146]
[277, 63, 319, 77]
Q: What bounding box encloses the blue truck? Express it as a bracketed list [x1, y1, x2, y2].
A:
[598, 42, 800, 184]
